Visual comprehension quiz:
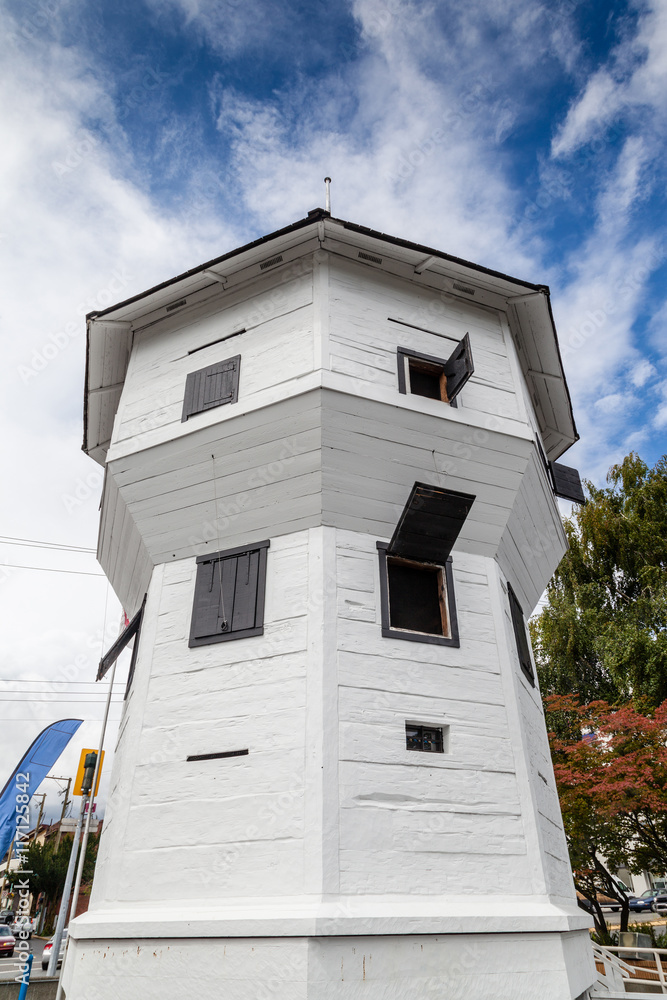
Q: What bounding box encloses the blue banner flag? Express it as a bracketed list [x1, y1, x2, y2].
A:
[0, 719, 83, 863]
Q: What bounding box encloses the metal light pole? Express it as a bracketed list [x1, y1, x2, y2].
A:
[54, 654, 117, 1000]
[46, 755, 95, 978]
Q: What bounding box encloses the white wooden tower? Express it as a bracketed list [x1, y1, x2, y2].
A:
[66, 209, 595, 999]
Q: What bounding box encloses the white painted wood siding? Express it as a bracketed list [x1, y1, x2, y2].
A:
[94, 534, 310, 903]
[335, 532, 536, 896]
[328, 258, 522, 423]
[110, 268, 315, 457]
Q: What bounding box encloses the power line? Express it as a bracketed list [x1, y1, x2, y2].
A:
[0, 563, 105, 577]
[0, 536, 96, 554]
[0, 679, 125, 684]
[0, 695, 123, 706]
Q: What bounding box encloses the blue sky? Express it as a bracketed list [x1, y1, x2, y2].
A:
[0, 0, 665, 816]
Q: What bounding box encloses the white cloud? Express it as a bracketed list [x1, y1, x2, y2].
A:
[0, 11, 238, 804]
[631, 358, 658, 387]
[595, 392, 635, 415]
[552, 0, 667, 157]
[552, 70, 622, 158]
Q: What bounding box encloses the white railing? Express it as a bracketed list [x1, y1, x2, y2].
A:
[592, 942, 667, 996]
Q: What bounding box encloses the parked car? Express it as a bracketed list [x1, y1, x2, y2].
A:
[630, 889, 658, 912]
[0, 911, 14, 925]
[576, 890, 622, 912]
[652, 893, 667, 914]
[0, 925, 16, 958]
[10, 914, 34, 938]
[41, 929, 67, 971]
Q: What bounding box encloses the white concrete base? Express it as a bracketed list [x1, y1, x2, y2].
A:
[62, 930, 595, 1000]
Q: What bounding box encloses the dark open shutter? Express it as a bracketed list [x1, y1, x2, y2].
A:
[388, 482, 475, 564]
[507, 583, 534, 685]
[443, 333, 474, 402]
[97, 600, 144, 681]
[549, 462, 586, 504]
[182, 355, 241, 421]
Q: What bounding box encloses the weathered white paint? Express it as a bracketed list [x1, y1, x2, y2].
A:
[63, 930, 595, 1000]
[67, 245, 594, 999]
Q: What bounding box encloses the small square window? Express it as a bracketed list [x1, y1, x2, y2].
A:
[182, 355, 241, 421]
[189, 540, 269, 647]
[406, 723, 445, 753]
[377, 544, 459, 646]
[397, 334, 473, 406]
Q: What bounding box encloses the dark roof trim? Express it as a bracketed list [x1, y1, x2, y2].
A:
[87, 210, 547, 323]
[338, 219, 549, 295]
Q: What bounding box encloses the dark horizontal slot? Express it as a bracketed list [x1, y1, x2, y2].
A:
[187, 749, 249, 762]
[187, 328, 246, 355]
[166, 298, 187, 312]
[358, 251, 382, 264]
[389, 318, 458, 342]
[452, 282, 475, 295]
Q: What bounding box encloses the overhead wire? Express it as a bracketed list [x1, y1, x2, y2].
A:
[0, 536, 96, 554]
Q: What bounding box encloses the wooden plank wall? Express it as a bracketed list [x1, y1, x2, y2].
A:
[111, 268, 314, 455]
[100, 534, 310, 902]
[328, 258, 522, 423]
[335, 531, 532, 895]
[496, 449, 567, 614]
[94, 527, 569, 905]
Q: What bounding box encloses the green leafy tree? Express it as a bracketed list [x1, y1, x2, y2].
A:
[531, 453, 667, 708]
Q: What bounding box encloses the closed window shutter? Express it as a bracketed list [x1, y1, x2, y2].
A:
[189, 540, 270, 646]
[507, 583, 534, 684]
[443, 333, 474, 402]
[549, 462, 586, 504]
[182, 355, 241, 421]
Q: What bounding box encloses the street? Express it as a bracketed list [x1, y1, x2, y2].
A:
[0, 937, 56, 981]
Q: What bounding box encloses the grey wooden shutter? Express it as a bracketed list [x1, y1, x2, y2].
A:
[507, 583, 534, 684]
[443, 333, 474, 402]
[230, 550, 260, 631]
[182, 355, 241, 421]
[190, 540, 270, 646]
[192, 560, 224, 639]
[549, 462, 586, 504]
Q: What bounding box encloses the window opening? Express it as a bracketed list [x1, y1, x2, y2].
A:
[388, 557, 447, 636]
[408, 358, 448, 401]
[406, 723, 445, 753]
[397, 334, 473, 406]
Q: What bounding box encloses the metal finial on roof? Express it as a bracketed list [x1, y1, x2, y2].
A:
[324, 177, 331, 214]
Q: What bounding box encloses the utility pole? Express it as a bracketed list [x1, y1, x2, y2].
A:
[0, 833, 16, 908]
[33, 793, 46, 843]
[54, 778, 71, 852]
